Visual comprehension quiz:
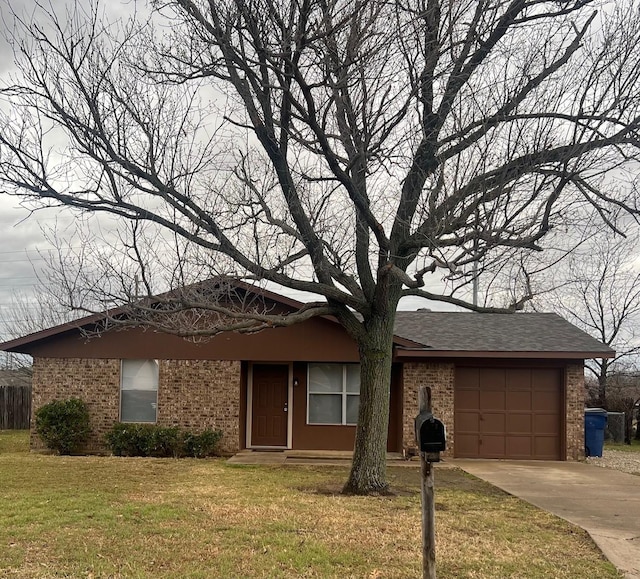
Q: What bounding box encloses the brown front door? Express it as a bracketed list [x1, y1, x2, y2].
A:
[455, 367, 562, 460]
[251, 364, 289, 447]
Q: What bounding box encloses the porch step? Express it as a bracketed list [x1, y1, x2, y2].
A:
[285, 450, 353, 460]
[227, 450, 287, 465]
[227, 449, 414, 466]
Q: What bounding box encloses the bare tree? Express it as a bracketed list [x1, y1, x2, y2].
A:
[0, 287, 77, 341]
[0, 283, 81, 381]
[2, 0, 640, 493]
[532, 229, 640, 407]
[603, 373, 640, 443]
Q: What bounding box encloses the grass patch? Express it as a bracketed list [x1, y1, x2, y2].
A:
[0, 429, 30, 454]
[605, 438, 640, 452]
[0, 431, 621, 578]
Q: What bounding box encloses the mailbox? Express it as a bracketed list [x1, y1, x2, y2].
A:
[415, 410, 446, 455]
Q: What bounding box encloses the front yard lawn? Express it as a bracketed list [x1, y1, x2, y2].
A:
[0, 431, 620, 578]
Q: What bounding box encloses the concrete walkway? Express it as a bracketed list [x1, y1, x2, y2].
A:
[451, 460, 640, 579]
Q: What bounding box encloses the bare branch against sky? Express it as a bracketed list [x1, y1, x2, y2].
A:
[531, 227, 640, 402]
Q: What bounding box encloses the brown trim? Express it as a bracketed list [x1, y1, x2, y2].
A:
[0, 280, 420, 354]
[389, 363, 403, 453]
[289, 361, 400, 452]
[0, 279, 306, 352]
[394, 348, 614, 359]
[240, 362, 248, 450]
[0, 318, 106, 352]
[561, 366, 567, 461]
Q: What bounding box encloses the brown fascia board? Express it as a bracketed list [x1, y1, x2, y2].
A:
[0, 311, 113, 353]
[393, 348, 616, 360]
[0, 279, 421, 353]
[0, 280, 307, 353]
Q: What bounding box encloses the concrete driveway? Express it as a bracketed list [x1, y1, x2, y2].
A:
[450, 460, 640, 578]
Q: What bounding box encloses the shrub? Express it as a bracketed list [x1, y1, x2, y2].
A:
[34, 398, 91, 455]
[182, 429, 223, 458]
[105, 423, 146, 456]
[105, 424, 221, 458]
[146, 425, 181, 457]
[105, 423, 180, 457]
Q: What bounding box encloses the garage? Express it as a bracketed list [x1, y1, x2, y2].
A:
[454, 366, 563, 460]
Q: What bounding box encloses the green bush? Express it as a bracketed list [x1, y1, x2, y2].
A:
[182, 429, 223, 458]
[34, 398, 91, 455]
[146, 425, 181, 457]
[105, 423, 222, 458]
[105, 423, 179, 457]
[105, 423, 148, 457]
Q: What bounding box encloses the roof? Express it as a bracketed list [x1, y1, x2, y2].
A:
[393, 311, 614, 359]
[0, 283, 614, 360]
[0, 279, 313, 354]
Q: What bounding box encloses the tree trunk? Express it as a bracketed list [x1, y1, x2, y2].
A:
[343, 311, 396, 495]
[597, 365, 607, 408]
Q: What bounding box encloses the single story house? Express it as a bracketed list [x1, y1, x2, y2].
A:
[0, 284, 613, 460]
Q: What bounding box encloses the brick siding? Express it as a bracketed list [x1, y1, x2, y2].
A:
[31, 358, 120, 452]
[565, 363, 585, 460]
[158, 359, 241, 454]
[31, 358, 241, 454]
[402, 362, 455, 458]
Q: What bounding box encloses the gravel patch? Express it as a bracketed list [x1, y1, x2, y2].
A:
[586, 449, 640, 475]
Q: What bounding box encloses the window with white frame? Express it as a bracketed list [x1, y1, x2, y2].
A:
[307, 363, 360, 425]
[120, 359, 159, 423]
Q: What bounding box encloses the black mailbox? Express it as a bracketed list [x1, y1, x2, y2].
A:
[415, 411, 446, 454]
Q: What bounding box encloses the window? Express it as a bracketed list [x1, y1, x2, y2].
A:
[307, 363, 360, 425]
[120, 359, 159, 423]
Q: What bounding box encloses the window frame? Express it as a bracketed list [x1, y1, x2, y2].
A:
[119, 359, 159, 424]
[306, 363, 360, 426]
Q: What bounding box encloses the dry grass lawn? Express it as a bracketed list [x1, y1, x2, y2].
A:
[605, 439, 640, 452]
[0, 431, 620, 578]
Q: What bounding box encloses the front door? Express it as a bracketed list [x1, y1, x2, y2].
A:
[251, 364, 289, 447]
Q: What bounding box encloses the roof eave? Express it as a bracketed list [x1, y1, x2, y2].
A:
[394, 348, 616, 360]
[0, 280, 311, 353]
[0, 313, 110, 353]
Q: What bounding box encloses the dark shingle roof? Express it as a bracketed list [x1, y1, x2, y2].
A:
[393, 311, 613, 355]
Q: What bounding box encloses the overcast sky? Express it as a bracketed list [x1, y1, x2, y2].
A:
[0, 0, 43, 338]
[0, 0, 457, 343]
[0, 0, 142, 340]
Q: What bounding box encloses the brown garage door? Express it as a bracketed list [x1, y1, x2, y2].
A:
[454, 367, 562, 460]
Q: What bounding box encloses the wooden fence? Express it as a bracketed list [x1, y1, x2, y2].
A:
[0, 385, 31, 429]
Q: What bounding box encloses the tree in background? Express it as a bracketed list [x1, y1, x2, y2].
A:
[531, 230, 640, 408]
[0, 284, 81, 382]
[0, 287, 76, 341]
[2, 0, 640, 493]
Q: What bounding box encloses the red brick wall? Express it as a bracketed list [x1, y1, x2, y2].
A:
[402, 362, 455, 458]
[158, 360, 241, 454]
[565, 363, 585, 460]
[31, 358, 120, 451]
[31, 358, 242, 454]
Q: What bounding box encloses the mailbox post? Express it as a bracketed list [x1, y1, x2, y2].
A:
[415, 387, 445, 579]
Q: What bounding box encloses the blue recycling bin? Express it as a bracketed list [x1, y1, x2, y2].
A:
[584, 408, 608, 457]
